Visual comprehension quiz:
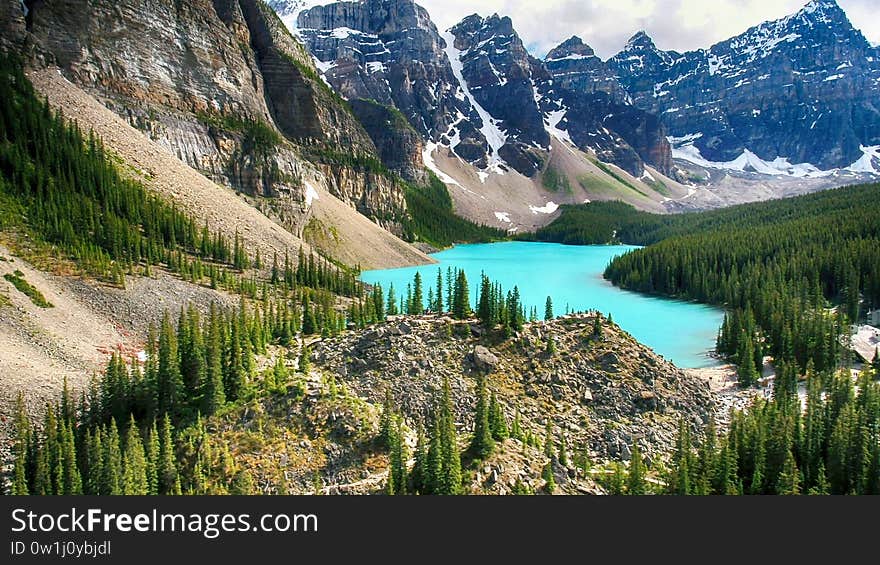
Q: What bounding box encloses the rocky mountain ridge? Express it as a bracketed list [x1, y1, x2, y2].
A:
[282, 0, 670, 178]
[609, 0, 880, 173]
[280, 0, 880, 183]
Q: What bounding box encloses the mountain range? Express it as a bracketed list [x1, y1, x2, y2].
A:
[271, 0, 880, 219]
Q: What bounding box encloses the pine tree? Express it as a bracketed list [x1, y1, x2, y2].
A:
[386, 284, 398, 316]
[736, 331, 757, 387]
[452, 270, 470, 320]
[388, 416, 408, 495]
[122, 416, 149, 495]
[542, 462, 556, 494]
[477, 274, 492, 327]
[411, 272, 424, 315]
[145, 420, 160, 495]
[425, 416, 442, 495]
[202, 304, 226, 415]
[59, 421, 82, 494]
[439, 378, 462, 494]
[411, 423, 428, 494]
[627, 442, 647, 495]
[11, 394, 29, 495]
[377, 388, 397, 450]
[86, 428, 104, 496]
[300, 345, 312, 375]
[544, 296, 554, 320]
[808, 461, 830, 495]
[101, 420, 122, 495]
[157, 312, 183, 417]
[607, 462, 626, 495]
[157, 416, 180, 495]
[488, 392, 508, 441]
[435, 268, 444, 313]
[469, 375, 494, 459]
[180, 306, 206, 402]
[776, 450, 801, 495]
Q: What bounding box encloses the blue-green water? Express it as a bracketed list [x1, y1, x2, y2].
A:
[361, 241, 723, 368]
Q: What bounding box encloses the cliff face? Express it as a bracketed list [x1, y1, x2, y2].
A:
[536, 36, 672, 176]
[285, 1, 670, 178]
[8, 0, 411, 236]
[293, 0, 467, 180]
[609, 0, 880, 169]
[348, 99, 427, 184]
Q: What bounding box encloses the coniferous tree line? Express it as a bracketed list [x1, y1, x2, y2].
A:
[388, 268, 529, 332]
[5, 294, 331, 495]
[0, 54, 231, 282]
[664, 365, 880, 495]
[476, 273, 525, 335]
[402, 174, 505, 248]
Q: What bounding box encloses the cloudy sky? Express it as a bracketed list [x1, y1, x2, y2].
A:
[415, 0, 880, 59]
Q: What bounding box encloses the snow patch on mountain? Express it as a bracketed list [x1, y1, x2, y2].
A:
[422, 142, 462, 187]
[270, 0, 334, 36]
[304, 182, 320, 207]
[441, 29, 508, 173]
[846, 145, 880, 173]
[529, 201, 559, 214]
[669, 135, 833, 178]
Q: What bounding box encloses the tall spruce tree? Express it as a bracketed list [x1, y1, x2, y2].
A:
[469, 375, 494, 459]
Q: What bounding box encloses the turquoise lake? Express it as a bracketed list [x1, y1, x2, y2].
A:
[361, 241, 723, 368]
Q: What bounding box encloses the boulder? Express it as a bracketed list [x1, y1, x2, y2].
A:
[472, 345, 499, 372]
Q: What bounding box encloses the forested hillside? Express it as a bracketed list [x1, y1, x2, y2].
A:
[534, 184, 880, 379]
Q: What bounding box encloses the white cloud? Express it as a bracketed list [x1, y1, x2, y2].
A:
[415, 0, 880, 59]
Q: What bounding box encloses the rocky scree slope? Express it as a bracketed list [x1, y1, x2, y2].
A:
[314, 314, 712, 469]
[205, 312, 714, 494]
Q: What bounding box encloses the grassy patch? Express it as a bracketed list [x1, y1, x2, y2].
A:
[542, 165, 572, 194]
[644, 177, 670, 196]
[590, 158, 649, 198]
[4, 270, 53, 308]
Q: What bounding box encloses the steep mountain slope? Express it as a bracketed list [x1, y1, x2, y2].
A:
[274, 0, 682, 230]
[5, 0, 445, 257]
[609, 0, 880, 172]
[536, 35, 672, 177]
[280, 0, 880, 222]
[28, 66, 431, 269]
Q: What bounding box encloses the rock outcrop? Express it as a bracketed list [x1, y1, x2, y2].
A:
[312, 313, 714, 468]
